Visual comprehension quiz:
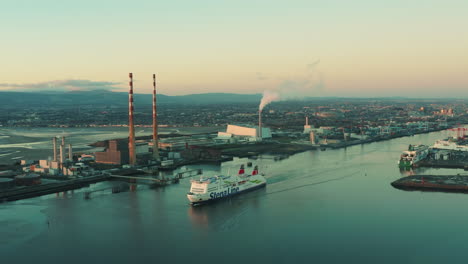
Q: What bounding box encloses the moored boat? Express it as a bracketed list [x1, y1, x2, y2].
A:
[391, 174, 468, 193]
[398, 144, 428, 168]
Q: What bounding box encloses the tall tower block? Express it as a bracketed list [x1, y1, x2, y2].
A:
[152, 74, 160, 161]
[128, 73, 137, 166]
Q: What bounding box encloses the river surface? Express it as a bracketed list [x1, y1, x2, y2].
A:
[1, 128, 467, 263]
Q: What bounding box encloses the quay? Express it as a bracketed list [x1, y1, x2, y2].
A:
[0, 168, 203, 203]
[417, 160, 468, 169]
[108, 168, 202, 186]
[0, 175, 110, 203]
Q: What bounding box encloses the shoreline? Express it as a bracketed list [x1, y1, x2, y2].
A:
[0, 127, 449, 167]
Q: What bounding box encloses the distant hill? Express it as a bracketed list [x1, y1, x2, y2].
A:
[0, 90, 457, 108]
[0, 91, 263, 107]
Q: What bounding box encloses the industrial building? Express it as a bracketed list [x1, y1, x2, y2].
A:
[156, 136, 214, 151]
[78, 154, 95, 162]
[95, 140, 130, 165]
[22, 136, 74, 176]
[181, 145, 222, 161]
[303, 116, 313, 134]
[94, 139, 151, 165]
[216, 124, 271, 142]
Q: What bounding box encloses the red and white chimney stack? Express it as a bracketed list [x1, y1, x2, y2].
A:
[152, 74, 160, 161]
[128, 73, 136, 166]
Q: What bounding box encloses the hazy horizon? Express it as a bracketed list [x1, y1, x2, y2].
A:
[1, 89, 468, 100]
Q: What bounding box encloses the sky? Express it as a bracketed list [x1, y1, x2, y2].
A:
[1, 0, 467, 97]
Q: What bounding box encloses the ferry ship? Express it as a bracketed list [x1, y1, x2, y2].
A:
[398, 144, 429, 168]
[187, 165, 266, 205]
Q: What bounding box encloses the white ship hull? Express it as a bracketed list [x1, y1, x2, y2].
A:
[187, 166, 266, 205]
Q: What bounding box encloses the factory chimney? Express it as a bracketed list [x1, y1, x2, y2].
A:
[306, 116, 309, 126]
[59, 144, 64, 166]
[59, 136, 65, 166]
[52, 137, 57, 161]
[68, 144, 73, 161]
[128, 73, 137, 166]
[310, 131, 316, 145]
[258, 110, 262, 141]
[152, 73, 160, 161]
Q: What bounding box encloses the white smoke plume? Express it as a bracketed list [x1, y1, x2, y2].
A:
[259, 90, 280, 111]
[258, 60, 324, 111]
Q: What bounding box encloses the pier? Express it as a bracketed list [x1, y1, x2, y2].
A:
[0, 175, 110, 203]
[108, 168, 203, 186]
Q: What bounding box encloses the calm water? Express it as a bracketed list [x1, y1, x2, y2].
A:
[1, 128, 467, 263]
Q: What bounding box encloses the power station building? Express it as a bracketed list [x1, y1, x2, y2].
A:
[216, 124, 271, 142]
[95, 140, 150, 165]
[95, 140, 130, 165]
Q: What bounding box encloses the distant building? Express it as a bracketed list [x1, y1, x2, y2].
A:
[78, 154, 95, 162]
[95, 140, 129, 165]
[309, 131, 317, 145]
[216, 124, 272, 142]
[155, 136, 213, 151]
[135, 141, 150, 154]
[181, 146, 222, 161]
[303, 116, 312, 134]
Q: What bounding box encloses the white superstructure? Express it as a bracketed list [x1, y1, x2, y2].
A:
[216, 124, 272, 142]
[398, 144, 429, 167]
[187, 165, 267, 205]
[431, 140, 468, 151]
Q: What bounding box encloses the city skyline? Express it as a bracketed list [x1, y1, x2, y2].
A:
[1, 0, 467, 97]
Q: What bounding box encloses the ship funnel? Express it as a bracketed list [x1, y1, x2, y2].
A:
[238, 164, 245, 175]
[252, 165, 258, 175]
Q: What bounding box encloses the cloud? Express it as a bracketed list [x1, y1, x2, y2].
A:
[0, 79, 124, 92]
